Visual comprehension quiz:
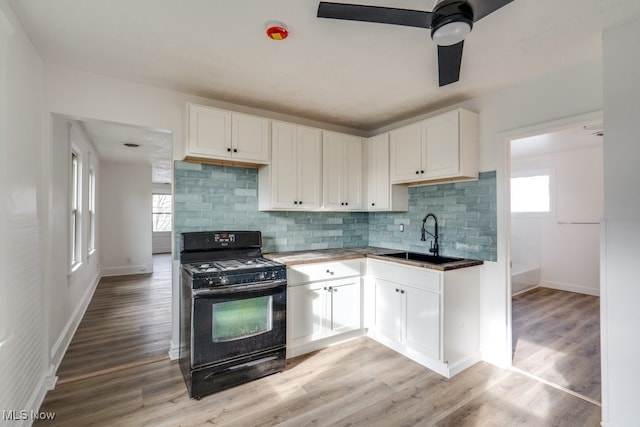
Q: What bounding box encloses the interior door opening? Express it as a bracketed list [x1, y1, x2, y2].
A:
[508, 121, 603, 404]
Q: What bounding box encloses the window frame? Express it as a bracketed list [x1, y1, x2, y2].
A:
[152, 193, 172, 233]
[510, 168, 556, 218]
[70, 150, 82, 271]
[88, 164, 96, 255]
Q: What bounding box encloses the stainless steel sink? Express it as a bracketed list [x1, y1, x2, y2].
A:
[381, 252, 462, 265]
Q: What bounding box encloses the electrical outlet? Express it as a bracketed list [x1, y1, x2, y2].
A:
[400, 224, 404, 232]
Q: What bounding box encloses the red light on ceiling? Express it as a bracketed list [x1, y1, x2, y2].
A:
[266, 24, 288, 40]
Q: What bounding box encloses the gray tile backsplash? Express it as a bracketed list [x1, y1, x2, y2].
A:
[174, 162, 496, 261]
[174, 162, 368, 255]
[368, 171, 497, 261]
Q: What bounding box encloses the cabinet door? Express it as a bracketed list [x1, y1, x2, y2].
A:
[404, 285, 440, 361]
[288, 284, 326, 346]
[270, 121, 299, 208]
[232, 113, 270, 163]
[366, 133, 390, 210]
[187, 105, 232, 158]
[424, 110, 459, 179]
[298, 126, 323, 209]
[390, 123, 423, 183]
[344, 134, 363, 210]
[322, 131, 344, 209]
[323, 132, 362, 210]
[328, 278, 361, 336]
[374, 279, 402, 343]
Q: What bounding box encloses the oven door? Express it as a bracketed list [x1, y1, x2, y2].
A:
[191, 280, 286, 368]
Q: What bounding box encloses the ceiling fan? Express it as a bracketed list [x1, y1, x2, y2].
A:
[317, 0, 514, 86]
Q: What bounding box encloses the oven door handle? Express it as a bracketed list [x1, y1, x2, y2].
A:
[192, 279, 286, 296]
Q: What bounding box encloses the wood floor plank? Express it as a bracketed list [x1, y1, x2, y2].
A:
[55, 254, 172, 381]
[512, 287, 601, 402]
[434, 371, 601, 427]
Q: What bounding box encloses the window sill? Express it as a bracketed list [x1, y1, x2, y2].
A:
[68, 262, 83, 277]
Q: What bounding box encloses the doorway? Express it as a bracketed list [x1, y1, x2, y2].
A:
[508, 120, 603, 404]
[48, 114, 174, 382]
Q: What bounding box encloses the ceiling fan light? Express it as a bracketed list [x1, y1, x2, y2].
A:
[431, 21, 471, 46]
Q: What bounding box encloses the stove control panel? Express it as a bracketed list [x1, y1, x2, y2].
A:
[214, 233, 235, 245]
[186, 265, 287, 290]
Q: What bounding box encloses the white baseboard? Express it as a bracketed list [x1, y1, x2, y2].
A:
[512, 284, 540, 296]
[101, 263, 153, 277]
[27, 364, 57, 426]
[50, 270, 100, 374]
[286, 330, 366, 359]
[541, 281, 600, 297]
[168, 339, 179, 360]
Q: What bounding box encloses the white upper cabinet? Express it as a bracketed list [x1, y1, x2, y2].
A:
[185, 104, 270, 165]
[322, 131, 363, 210]
[390, 108, 478, 185]
[258, 121, 322, 211]
[365, 133, 408, 212]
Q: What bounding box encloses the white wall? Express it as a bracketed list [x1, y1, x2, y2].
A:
[48, 117, 102, 371]
[510, 217, 541, 269]
[601, 17, 640, 427]
[0, 0, 50, 421]
[100, 161, 152, 276]
[512, 146, 603, 296]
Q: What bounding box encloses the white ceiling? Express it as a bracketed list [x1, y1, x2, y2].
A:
[511, 124, 604, 158]
[79, 119, 173, 183]
[8, 0, 640, 181]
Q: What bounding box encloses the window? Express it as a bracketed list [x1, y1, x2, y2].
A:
[152, 194, 172, 232]
[511, 169, 555, 215]
[71, 151, 82, 268]
[88, 166, 96, 253]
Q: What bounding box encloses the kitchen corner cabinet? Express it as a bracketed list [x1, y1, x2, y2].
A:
[374, 278, 440, 360]
[322, 131, 363, 210]
[258, 121, 322, 211]
[185, 103, 270, 165]
[287, 259, 363, 354]
[389, 108, 478, 185]
[367, 259, 480, 378]
[365, 133, 408, 212]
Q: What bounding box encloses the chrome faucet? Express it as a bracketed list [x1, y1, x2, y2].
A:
[420, 213, 439, 257]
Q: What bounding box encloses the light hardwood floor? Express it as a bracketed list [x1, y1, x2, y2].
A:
[512, 287, 601, 403]
[55, 254, 172, 383]
[38, 268, 601, 426]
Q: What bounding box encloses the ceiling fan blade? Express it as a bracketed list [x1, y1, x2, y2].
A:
[437, 42, 464, 86]
[317, 2, 432, 29]
[465, 0, 514, 22]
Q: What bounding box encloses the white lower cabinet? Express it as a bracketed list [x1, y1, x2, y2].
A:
[373, 277, 440, 363]
[286, 256, 480, 378]
[288, 277, 361, 347]
[368, 259, 480, 378]
[287, 259, 364, 357]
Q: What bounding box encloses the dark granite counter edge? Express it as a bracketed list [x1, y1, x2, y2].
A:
[263, 247, 484, 272]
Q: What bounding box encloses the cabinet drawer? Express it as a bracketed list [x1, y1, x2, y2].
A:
[367, 259, 441, 293]
[288, 259, 363, 285]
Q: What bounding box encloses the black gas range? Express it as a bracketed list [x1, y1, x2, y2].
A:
[179, 231, 287, 400]
[182, 257, 286, 290]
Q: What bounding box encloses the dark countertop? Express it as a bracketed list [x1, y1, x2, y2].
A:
[263, 246, 483, 272]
